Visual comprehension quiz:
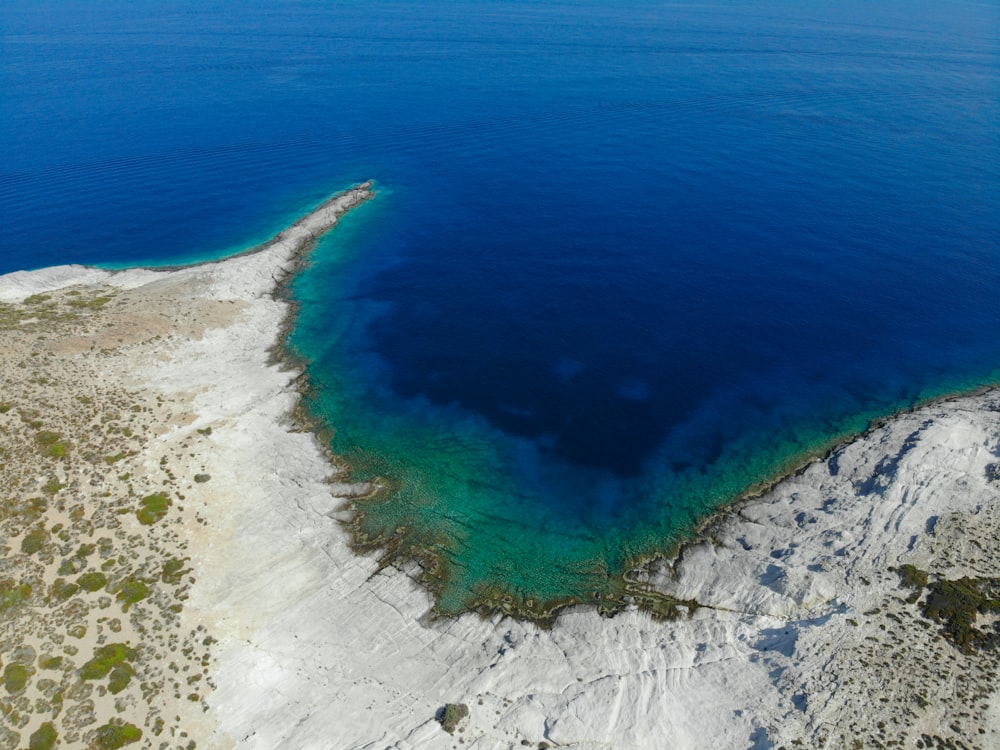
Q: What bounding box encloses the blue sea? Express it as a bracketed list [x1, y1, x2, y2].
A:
[3, 0, 998, 614]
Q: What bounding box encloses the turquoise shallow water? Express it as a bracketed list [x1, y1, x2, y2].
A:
[288, 195, 999, 615]
[3, 0, 999, 613]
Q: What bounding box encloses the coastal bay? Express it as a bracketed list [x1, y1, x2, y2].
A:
[1, 186, 997, 748]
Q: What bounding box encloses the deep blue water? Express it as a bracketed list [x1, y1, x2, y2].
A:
[4, 0, 999, 610]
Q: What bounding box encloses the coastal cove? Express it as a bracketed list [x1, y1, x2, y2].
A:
[13, 183, 995, 626]
[285, 190, 1000, 621]
[1, 187, 998, 748]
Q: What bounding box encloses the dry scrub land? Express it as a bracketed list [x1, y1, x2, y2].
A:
[0, 287, 229, 749]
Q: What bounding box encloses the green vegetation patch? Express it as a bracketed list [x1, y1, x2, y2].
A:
[20, 527, 48, 555]
[896, 564, 929, 589]
[161, 557, 189, 585]
[29, 721, 57, 750]
[0, 402, 11, 414]
[3, 663, 34, 693]
[0, 579, 32, 611]
[39, 656, 63, 670]
[79, 643, 137, 681]
[627, 589, 700, 622]
[90, 721, 142, 750]
[5, 496, 47, 523]
[68, 295, 113, 309]
[136, 492, 171, 525]
[114, 577, 150, 611]
[894, 564, 1000, 653]
[35, 430, 69, 458]
[107, 661, 135, 694]
[922, 577, 1000, 653]
[50, 578, 79, 601]
[78, 571, 108, 592]
[58, 556, 84, 576]
[439, 703, 469, 734]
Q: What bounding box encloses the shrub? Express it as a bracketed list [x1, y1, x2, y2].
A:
[35, 431, 68, 458]
[896, 564, 928, 589]
[29, 722, 57, 750]
[78, 572, 108, 592]
[21, 528, 47, 555]
[90, 721, 142, 750]
[439, 703, 469, 733]
[51, 579, 80, 602]
[3, 663, 33, 693]
[0, 580, 32, 610]
[136, 492, 171, 525]
[922, 577, 993, 653]
[115, 578, 150, 611]
[108, 662, 135, 694]
[79, 643, 136, 681]
[161, 558, 189, 585]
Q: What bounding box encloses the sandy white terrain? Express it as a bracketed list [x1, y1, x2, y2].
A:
[1, 185, 996, 750]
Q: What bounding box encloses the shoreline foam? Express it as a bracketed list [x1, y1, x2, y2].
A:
[1, 184, 997, 748]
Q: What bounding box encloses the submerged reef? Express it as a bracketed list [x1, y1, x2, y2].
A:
[329, 381, 999, 625]
[333, 430, 841, 624]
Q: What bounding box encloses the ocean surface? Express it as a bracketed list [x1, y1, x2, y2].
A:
[3, 0, 999, 613]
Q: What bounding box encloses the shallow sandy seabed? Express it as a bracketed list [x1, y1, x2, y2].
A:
[1, 187, 998, 750]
